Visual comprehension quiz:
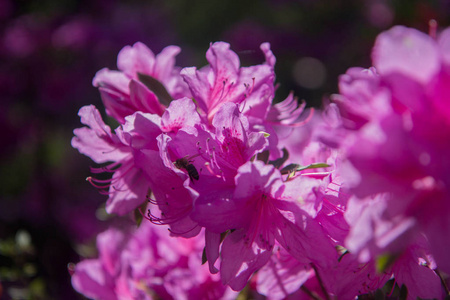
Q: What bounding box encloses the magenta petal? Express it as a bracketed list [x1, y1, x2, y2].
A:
[206, 42, 240, 78]
[97, 87, 134, 124]
[154, 45, 181, 82]
[129, 79, 165, 116]
[71, 259, 118, 300]
[256, 248, 313, 300]
[422, 214, 450, 275]
[136, 149, 201, 238]
[71, 105, 129, 164]
[96, 228, 128, 276]
[212, 103, 268, 168]
[93, 68, 129, 94]
[392, 243, 441, 300]
[117, 42, 156, 78]
[105, 163, 149, 216]
[122, 112, 161, 151]
[205, 230, 221, 274]
[274, 211, 337, 267]
[438, 27, 450, 66]
[267, 92, 305, 125]
[180, 66, 210, 113]
[220, 228, 272, 291]
[260, 42, 276, 68]
[161, 97, 201, 133]
[372, 25, 440, 84]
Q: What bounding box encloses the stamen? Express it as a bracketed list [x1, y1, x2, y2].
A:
[86, 177, 111, 189]
[89, 177, 114, 184]
[244, 77, 255, 98]
[217, 79, 228, 103]
[138, 207, 152, 221]
[204, 162, 221, 178]
[239, 96, 248, 113]
[146, 194, 158, 205]
[168, 223, 201, 236]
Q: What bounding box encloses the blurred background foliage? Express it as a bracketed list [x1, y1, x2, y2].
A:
[1, 0, 449, 298]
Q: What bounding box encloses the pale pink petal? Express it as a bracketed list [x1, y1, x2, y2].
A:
[161, 97, 201, 133]
[71, 105, 129, 163]
[372, 25, 440, 84]
[105, 163, 149, 216]
[71, 260, 118, 300]
[256, 248, 313, 300]
[117, 42, 156, 78]
[220, 228, 273, 291]
[154, 45, 181, 82]
[438, 27, 450, 66]
[122, 112, 161, 151]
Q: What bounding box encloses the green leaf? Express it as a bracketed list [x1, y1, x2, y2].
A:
[260, 131, 270, 138]
[280, 162, 330, 175]
[134, 199, 150, 227]
[138, 73, 173, 106]
[376, 253, 399, 273]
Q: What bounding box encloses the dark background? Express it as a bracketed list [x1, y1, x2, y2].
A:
[1, 0, 449, 298]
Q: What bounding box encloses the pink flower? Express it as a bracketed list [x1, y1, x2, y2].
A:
[149, 102, 268, 236]
[390, 236, 442, 300]
[72, 218, 237, 300]
[93, 42, 189, 123]
[332, 25, 450, 273]
[71, 105, 151, 215]
[181, 42, 275, 122]
[313, 252, 390, 298]
[204, 161, 336, 291]
[130, 98, 206, 237]
[344, 193, 417, 263]
[256, 245, 313, 300]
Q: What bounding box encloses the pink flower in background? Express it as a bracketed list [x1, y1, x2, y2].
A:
[332, 25, 450, 274]
[390, 236, 442, 300]
[72, 217, 237, 300]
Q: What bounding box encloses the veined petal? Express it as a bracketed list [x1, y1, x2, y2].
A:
[72, 105, 129, 163]
[220, 228, 273, 291]
[117, 42, 156, 79]
[161, 97, 201, 133]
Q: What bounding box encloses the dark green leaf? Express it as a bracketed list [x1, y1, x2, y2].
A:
[376, 253, 399, 273]
[399, 284, 408, 300]
[202, 247, 207, 265]
[138, 73, 173, 106]
[256, 150, 270, 164]
[268, 148, 289, 169]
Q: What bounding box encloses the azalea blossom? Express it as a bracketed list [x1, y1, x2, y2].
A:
[71, 105, 151, 215]
[331, 25, 450, 274]
[93, 42, 189, 123]
[70, 32, 450, 299]
[72, 215, 237, 299]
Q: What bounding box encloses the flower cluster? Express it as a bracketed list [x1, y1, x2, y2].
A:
[71, 26, 450, 299]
